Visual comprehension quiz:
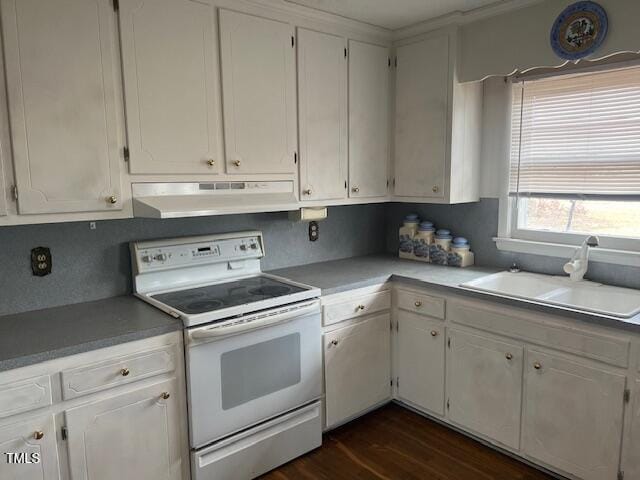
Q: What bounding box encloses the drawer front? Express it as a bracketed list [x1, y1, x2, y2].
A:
[62, 345, 176, 399]
[395, 288, 445, 319]
[448, 301, 630, 368]
[323, 290, 390, 326]
[0, 375, 52, 419]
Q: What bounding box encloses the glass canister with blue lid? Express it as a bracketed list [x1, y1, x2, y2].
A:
[398, 214, 420, 259]
[413, 221, 435, 261]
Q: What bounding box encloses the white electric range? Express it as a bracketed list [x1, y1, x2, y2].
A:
[131, 231, 323, 480]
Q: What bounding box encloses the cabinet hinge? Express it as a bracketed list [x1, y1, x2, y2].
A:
[294, 152, 297, 164]
[396, 322, 399, 332]
[394, 56, 398, 68]
[390, 378, 393, 386]
[618, 470, 625, 480]
[344, 47, 347, 58]
[396, 377, 399, 387]
[291, 35, 295, 48]
[61, 426, 68, 440]
[112, 0, 119, 11]
[624, 389, 631, 403]
[446, 398, 450, 410]
[11, 184, 18, 201]
[447, 337, 451, 348]
[344, 180, 347, 189]
[123, 146, 130, 162]
[388, 57, 391, 67]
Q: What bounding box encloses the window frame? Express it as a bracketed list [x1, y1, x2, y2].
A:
[496, 65, 640, 267]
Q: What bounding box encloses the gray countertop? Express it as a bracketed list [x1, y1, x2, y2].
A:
[269, 254, 640, 333]
[0, 296, 182, 372]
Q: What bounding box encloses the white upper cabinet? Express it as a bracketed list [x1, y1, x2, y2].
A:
[297, 28, 347, 201]
[0, 0, 123, 214]
[348, 40, 390, 199]
[522, 349, 626, 480]
[393, 29, 481, 204]
[219, 10, 297, 175]
[119, 0, 223, 175]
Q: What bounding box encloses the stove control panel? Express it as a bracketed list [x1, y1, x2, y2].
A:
[133, 233, 264, 272]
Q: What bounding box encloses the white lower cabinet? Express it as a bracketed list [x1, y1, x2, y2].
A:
[522, 349, 626, 480]
[625, 379, 640, 479]
[396, 310, 445, 415]
[324, 313, 391, 428]
[446, 329, 523, 450]
[0, 414, 60, 480]
[66, 378, 183, 480]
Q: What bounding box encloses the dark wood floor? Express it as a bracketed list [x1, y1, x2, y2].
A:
[262, 403, 554, 480]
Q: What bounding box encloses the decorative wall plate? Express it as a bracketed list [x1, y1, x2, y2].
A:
[550, 1, 608, 60]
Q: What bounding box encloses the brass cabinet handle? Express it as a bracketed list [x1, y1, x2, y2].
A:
[352, 186, 360, 193]
[108, 195, 118, 204]
[232, 160, 241, 167]
[533, 362, 542, 370]
[120, 368, 130, 377]
[160, 392, 170, 400]
[414, 301, 422, 307]
[432, 185, 439, 193]
[505, 353, 513, 360]
[34, 431, 44, 440]
[430, 330, 438, 337]
[303, 188, 312, 195]
[206, 159, 216, 166]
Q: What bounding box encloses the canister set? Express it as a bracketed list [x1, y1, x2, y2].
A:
[398, 214, 474, 267]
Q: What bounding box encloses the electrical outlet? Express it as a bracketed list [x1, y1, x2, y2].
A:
[31, 247, 52, 276]
[309, 221, 319, 242]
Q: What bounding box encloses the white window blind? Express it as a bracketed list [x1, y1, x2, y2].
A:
[510, 65, 640, 196]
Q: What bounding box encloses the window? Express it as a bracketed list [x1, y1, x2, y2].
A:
[504, 64, 640, 256]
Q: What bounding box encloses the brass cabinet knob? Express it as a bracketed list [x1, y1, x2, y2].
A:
[303, 188, 312, 195]
[34, 431, 44, 440]
[533, 362, 542, 370]
[352, 186, 360, 193]
[356, 304, 365, 311]
[329, 339, 339, 347]
[206, 159, 216, 167]
[430, 330, 438, 337]
[232, 160, 241, 167]
[160, 392, 170, 400]
[505, 353, 513, 360]
[120, 368, 130, 377]
[414, 301, 422, 307]
[108, 195, 118, 204]
[432, 185, 439, 193]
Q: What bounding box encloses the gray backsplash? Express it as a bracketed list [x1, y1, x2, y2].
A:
[0, 204, 386, 316]
[386, 198, 640, 291]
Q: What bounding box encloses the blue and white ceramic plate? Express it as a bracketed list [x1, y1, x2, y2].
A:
[550, 1, 608, 60]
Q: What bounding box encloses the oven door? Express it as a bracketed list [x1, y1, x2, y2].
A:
[185, 300, 322, 449]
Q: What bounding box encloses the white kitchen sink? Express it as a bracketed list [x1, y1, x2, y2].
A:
[461, 272, 640, 319]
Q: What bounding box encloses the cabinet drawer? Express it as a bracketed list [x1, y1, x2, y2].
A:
[323, 290, 390, 326]
[61, 345, 176, 399]
[395, 288, 445, 319]
[0, 375, 52, 419]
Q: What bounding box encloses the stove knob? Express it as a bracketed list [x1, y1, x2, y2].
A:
[141, 255, 152, 263]
[240, 245, 247, 251]
[155, 253, 168, 261]
[250, 243, 257, 250]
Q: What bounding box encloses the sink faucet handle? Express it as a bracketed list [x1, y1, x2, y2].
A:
[586, 235, 599, 247]
[508, 263, 521, 273]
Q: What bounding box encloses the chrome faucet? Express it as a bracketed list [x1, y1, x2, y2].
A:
[563, 235, 599, 281]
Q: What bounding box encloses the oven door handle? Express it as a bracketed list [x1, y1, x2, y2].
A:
[188, 301, 319, 341]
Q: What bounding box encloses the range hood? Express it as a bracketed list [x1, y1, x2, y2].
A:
[132, 181, 299, 219]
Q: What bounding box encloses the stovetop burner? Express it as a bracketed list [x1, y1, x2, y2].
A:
[150, 276, 307, 316]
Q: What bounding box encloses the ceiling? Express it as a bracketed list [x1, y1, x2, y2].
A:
[284, 0, 506, 29]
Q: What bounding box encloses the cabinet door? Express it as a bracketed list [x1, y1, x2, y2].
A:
[523, 350, 626, 480]
[625, 380, 640, 479]
[1, 0, 122, 214]
[297, 28, 347, 201]
[219, 10, 297, 175]
[394, 34, 448, 199]
[0, 414, 60, 480]
[66, 379, 185, 480]
[324, 313, 391, 428]
[396, 311, 445, 415]
[447, 329, 523, 450]
[348, 40, 389, 199]
[119, 0, 223, 174]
